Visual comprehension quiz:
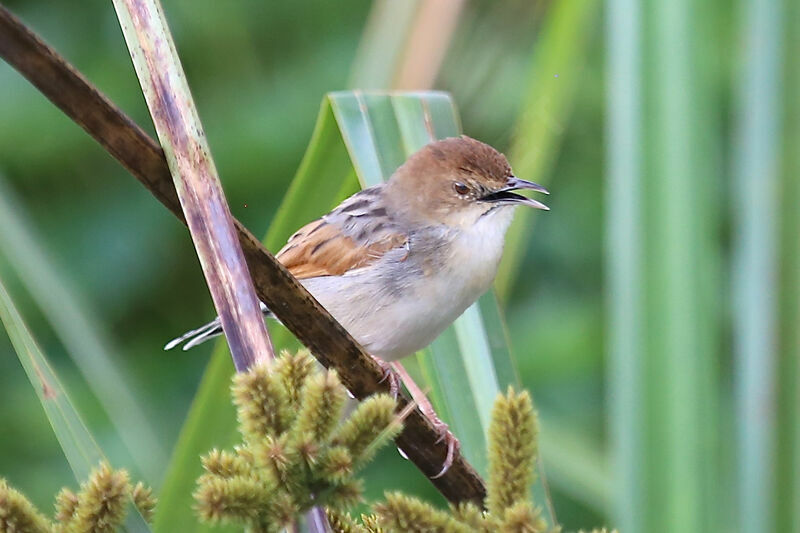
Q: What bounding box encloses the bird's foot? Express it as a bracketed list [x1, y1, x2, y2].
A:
[373, 356, 400, 399]
[386, 361, 460, 479]
[428, 413, 460, 479]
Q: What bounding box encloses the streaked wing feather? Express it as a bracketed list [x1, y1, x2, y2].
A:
[276, 187, 407, 279]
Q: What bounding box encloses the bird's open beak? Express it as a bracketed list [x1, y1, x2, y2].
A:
[480, 176, 550, 210]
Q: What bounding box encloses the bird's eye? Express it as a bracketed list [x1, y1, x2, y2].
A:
[453, 182, 469, 195]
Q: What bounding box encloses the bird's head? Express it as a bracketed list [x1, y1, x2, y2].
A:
[385, 136, 549, 228]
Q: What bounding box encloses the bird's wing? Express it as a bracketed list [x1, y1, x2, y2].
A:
[276, 186, 408, 279]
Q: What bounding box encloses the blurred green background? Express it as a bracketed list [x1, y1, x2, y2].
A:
[0, 0, 797, 532]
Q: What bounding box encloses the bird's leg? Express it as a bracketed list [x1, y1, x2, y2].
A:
[390, 361, 460, 479]
[372, 356, 400, 399]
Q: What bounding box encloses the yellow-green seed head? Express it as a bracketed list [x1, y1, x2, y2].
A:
[194, 475, 268, 524]
[233, 363, 291, 440]
[0, 478, 53, 533]
[131, 482, 156, 523]
[486, 387, 538, 517]
[325, 509, 368, 533]
[331, 394, 399, 464]
[291, 370, 346, 447]
[275, 349, 316, 410]
[69, 463, 131, 533]
[202, 449, 251, 479]
[375, 492, 470, 533]
[499, 501, 546, 533]
[316, 446, 354, 484]
[54, 487, 79, 526]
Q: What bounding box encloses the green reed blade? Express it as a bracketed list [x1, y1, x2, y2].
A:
[0, 276, 151, 532]
[0, 176, 165, 484]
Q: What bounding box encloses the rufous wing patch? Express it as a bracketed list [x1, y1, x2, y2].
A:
[277, 217, 407, 279]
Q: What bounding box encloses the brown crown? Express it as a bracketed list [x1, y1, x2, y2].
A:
[430, 136, 511, 183]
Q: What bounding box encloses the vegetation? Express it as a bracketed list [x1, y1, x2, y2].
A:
[0, 463, 155, 533]
[0, 0, 797, 532]
[194, 351, 400, 531]
[0, 351, 617, 533]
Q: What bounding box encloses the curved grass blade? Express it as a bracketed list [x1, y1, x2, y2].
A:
[0, 176, 165, 484]
[0, 276, 151, 532]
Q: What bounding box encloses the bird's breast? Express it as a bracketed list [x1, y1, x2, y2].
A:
[401, 213, 511, 331]
[440, 208, 512, 292]
[302, 211, 513, 361]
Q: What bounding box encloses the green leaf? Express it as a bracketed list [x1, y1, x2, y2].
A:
[495, 0, 613, 515]
[732, 1, 784, 532]
[605, 1, 722, 532]
[0, 276, 151, 532]
[0, 176, 166, 484]
[776, 2, 800, 530]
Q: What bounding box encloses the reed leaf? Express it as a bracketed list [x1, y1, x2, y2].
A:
[605, 0, 722, 532]
[732, 0, 783, 531]
[0, 176, 165, 484]
[0, 275, 151, 532]
[776, 0, 800, 530]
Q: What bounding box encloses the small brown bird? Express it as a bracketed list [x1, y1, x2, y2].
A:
[167, 135, 548, 476]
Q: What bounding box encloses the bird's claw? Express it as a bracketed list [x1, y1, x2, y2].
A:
[374, 359, 460, 478]
[430, 419, 460, 479]
[373, 357, 400, 399]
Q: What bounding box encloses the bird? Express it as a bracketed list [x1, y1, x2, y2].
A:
[166, 135, 549, 476]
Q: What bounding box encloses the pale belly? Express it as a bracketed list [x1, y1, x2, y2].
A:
[305, 266, 492, 361]
[355, 273, 484, 360]
[302, 210, 511, 361]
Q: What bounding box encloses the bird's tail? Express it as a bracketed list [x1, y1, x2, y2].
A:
[164, 302, 273, 351]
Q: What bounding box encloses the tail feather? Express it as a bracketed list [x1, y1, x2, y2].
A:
[164, 318, 223, 351]
[164, 301, 275, 351]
